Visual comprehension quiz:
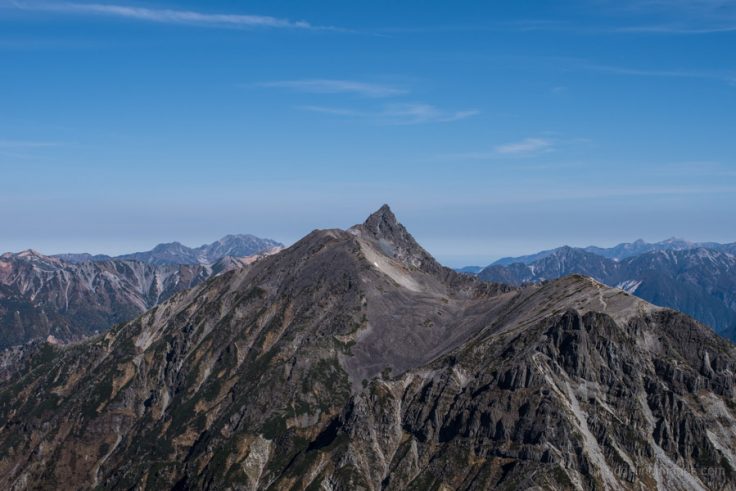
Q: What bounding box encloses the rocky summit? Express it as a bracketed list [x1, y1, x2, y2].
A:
[0, 206, 735, 490]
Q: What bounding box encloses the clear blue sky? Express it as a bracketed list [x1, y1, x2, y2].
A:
[2, 0, 735, 266]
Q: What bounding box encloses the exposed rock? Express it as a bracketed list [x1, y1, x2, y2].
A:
[478, 247, 736, 341]
[0, 249, 276, 348]
[0, 206, 734, 490]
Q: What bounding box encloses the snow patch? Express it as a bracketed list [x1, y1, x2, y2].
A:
[616, 279, 642, 294]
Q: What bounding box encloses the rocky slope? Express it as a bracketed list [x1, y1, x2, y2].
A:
[478, 247, 736, 341]
[0, 206, 734, 490]
[0, 250, 213, 349]
[57, 234, 283, 266]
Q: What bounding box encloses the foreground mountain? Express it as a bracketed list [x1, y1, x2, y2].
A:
[0, 205, 734, 490]
[56, 234, 283, 266]
[0, 249, 278, 349]
[492, 237, 734, 266]
[478, 247, 736, 341]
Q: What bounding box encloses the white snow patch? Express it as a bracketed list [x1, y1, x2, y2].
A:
[615, 280, 643, 294]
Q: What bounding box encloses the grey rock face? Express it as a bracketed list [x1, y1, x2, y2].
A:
[478, 247, 736, 341]
[0, 250, 257, 348]
[0, 207, 734, 490]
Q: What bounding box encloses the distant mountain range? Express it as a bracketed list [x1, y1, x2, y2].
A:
[492, 237, 736, 265]
[465, 240, 736, 341]
[54, 234, 284, 266]
[0, 250, 210, 349]
[0, 235, 282, 348]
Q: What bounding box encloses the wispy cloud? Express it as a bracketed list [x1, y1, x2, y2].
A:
[8, 2, 320, 29]
[433, 136, 593, 162]
[517, 55, 736, 85]
[595, 0, 736, 34]
[612, 24, 736, 34]
[648, 161, 736, 177]
[0, 139, 61, 148]
[0, 139, 63, 160]
[584, 63, 736, 83]
[382, 103, 479, 124]
[495, 138, 554, 156]
[258, 79, 406, 98]
[375, 18, 736, 37]
[299, 106, 361, 117]
[300, 103, 479, 125]
[260, 77, 476, 124]
[613, 0, 736, 17]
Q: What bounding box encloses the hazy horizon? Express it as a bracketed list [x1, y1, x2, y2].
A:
[4, 202, 735, 268]
[3, 0, 735, 265]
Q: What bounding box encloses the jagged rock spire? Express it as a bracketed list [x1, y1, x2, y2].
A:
[360, 204, 405, 240]
[355, 204, 442, 274]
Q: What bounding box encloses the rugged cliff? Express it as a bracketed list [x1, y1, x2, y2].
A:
[0, 206, 734, 490]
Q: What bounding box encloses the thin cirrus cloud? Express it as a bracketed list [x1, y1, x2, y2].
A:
[584, 62, 736, 83]
[300, 103, 480, 125]
[0, 139, 63, 160]
[376, 18, 736, 37]
[432, 137, 558, 162]
[7, 1, 318, 29]
[583, 0, 736, 34]
[522, 55, 736, 85]
[0, 139, 61, 148]
[258, 79, 407, 98]
[613, 0, 736, 18]
[495, 137, 554, 155]
[611, 23, 736, 34]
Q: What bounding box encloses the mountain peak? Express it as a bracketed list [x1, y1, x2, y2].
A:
[3, 208, 736, 490]
[215, 233, 258, 243]
[659, 236, 690, 245]
[14, 249, 51, 261]
[360, 204, 398, 234]
[152, 241, 186, 251]
[352, 204, 444, 275]
[355, 205, 409, 245]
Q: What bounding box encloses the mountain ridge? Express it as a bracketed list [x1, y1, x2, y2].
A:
[1, 205, 734, 489]
[491, 237, 735, 266]
[49, 233, 283, 266]
[0, 247, 279, 348]
[477, 246, 736, 341]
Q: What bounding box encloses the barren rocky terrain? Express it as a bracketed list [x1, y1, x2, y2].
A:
[0, 206, 734, 490]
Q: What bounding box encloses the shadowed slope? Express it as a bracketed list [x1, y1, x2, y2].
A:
[0, 206, 734, 490]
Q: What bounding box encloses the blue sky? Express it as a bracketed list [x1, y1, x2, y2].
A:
[1, 0, 735, 266]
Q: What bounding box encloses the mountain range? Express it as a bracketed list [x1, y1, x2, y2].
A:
[0, 206, 734, 489]
[0, 235, 282, 349]
[466, 242, 736, 342]
[55, 234, 283, 266]
[492, 237, 736, 266]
